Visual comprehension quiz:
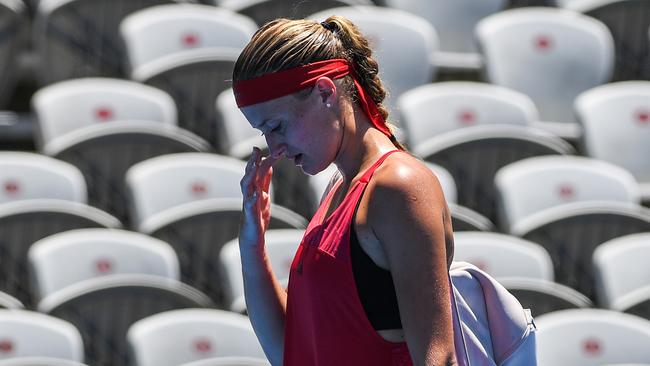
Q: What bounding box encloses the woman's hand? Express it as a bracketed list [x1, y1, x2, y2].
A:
[239, 147, 278, 250]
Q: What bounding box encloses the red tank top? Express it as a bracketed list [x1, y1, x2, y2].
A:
[284, 150, 413, 366]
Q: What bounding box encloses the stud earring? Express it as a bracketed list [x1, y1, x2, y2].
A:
[326, 103, 331, 108]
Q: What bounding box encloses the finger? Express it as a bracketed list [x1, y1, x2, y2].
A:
[253, 146, 264, 166]
[241, 171, 256, 198]
[255, 163, 273, 191]
[263, 166, 273, 193]
[241, 147, 263, 192]
[253, 153, 274, 188]
[259, 154, 278, 173]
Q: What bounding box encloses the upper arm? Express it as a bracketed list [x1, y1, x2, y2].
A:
[367, 158, 456, 364]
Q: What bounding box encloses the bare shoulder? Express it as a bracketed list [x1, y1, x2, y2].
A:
[368, 152, 445, 205]
[360, 152, 448, 245]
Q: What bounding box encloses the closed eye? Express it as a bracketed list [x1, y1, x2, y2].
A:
[261, 121, 282, 136]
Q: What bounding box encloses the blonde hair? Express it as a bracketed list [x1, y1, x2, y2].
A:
[233, 16, 405, 150]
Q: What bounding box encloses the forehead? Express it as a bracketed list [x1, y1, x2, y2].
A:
[239, 93, 302, 127]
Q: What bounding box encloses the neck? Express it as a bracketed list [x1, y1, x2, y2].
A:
[333, 104, 397, 183]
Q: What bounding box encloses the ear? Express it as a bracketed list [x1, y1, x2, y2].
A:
[314, 77, 337, 107]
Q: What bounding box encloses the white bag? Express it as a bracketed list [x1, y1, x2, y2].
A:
[449, 262, 537, 366]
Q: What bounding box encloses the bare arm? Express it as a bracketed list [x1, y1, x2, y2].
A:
[239, 147, 286, 365]
[368, 158, 457, 366]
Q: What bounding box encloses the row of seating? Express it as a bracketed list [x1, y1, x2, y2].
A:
[5, 0, 649, 83]
[2, 2, 650, 145]
[25, 75, 650, 212]
[0, 356, 268, 366]
[1, 229, 650, 364]
[0, 306, 269, 366]
[400, 80, 650, 199]
[3, 223, 650, 366]
[6, 307, 650, 366]
[5, 222, 649, 316]
[3, 125, 650, 296]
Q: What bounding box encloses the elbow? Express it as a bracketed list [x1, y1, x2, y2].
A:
[418, 350, 457, 366]
[444, 352, 458, 366]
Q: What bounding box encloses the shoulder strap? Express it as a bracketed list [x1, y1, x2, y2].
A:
[449, 275, 471, 366]
[359, 149, 401, 184]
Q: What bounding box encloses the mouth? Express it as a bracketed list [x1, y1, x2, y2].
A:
[292, 154, 303, 166]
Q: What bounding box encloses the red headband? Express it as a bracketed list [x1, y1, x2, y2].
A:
[232, 59, 392, 137]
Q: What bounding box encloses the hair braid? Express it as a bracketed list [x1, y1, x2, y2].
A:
[321, 16, 403, 149]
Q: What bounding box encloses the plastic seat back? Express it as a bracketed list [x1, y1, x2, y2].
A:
[127, 309, 265, 366]
[593, 233, 650, 308]
[536, 309, 650, 366]
[559, 0, 650, 80]
[0, 152, 86, 204]
[575, 81, 650, 200]
[126, 153, 247, 227]
[453, 231, 554, 281]
[0, 309, 84, 362]
[495, 155, 640, 231]
[32, 78, 176, 148]
[120, 4, 256, 74]
[476, 7, 614, 123]
[398, 82, 537, 149]
[38, 274, 213, 366]
[29, 228, 180, 299]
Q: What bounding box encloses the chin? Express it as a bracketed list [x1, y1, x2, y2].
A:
[302, 161, 330, 176]
[299, 165, 316, 176]
[297, 160, 317, 176]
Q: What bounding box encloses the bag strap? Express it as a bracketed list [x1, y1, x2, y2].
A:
[449, 275, 471, 366]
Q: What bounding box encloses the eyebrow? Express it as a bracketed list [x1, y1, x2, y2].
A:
[251, 118, 269, 130]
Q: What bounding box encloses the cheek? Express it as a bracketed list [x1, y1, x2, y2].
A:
[289, 112, 320, 142]
[286, 129, 323, 156]
[288, 104, 337, 149]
